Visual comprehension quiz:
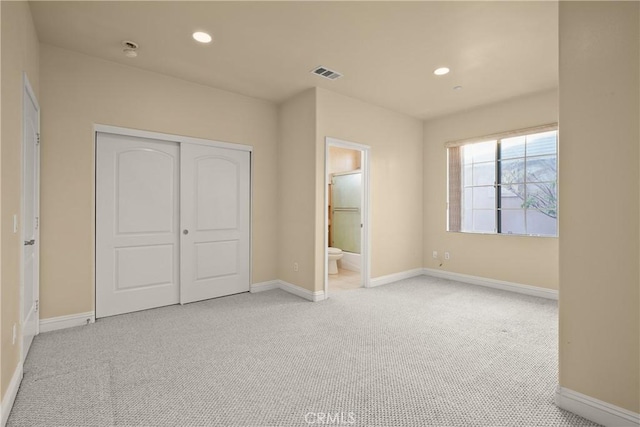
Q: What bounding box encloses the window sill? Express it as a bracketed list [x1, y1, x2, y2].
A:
[447, 230, 558, 238]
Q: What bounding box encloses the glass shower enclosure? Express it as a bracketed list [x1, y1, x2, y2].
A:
[331, 171, 361, 253]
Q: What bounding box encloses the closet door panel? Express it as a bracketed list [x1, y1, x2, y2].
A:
[96, 133, 180, 318]
[196, 157, 238, 230]
[180, 144, 250, 304]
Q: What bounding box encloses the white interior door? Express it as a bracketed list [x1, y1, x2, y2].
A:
[96, 133, 180, 318]
[22, 76, 40, 360]
[180, 143, 250, 304]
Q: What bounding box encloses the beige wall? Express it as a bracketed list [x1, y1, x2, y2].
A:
[559, 1, 639, 413]
[278, 88, 422, 292]
[0, 1, 40, 398]
[317, 88, 424, 286]
[38, 45, 278, 319]
[277, 89, 317, 290]
[423, 89, 559, 290]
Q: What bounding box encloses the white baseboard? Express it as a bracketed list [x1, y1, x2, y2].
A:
[255, 269, 556, 300]
[1, 362, 23, 427]
[422, 268, 558, 300]
[278, 280, 326, 302]
[339, 259, 360, 273]
[250, 280, 280, 293]
[39, 311, 95, 333]
[251, 280, 325, 302]
[556, 386, 640, 427]
[369, 268, 424, 288]
[339, 253, 360, 272]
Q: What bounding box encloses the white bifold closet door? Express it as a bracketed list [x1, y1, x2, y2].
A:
[96, 132, 250, 318]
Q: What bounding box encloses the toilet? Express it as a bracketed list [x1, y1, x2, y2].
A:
[328, 247, 343, 275]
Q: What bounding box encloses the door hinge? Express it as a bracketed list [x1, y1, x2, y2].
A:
[36, 133, 41, 145]
[35, 217, 39, 230]
[35, 300, 39, 312]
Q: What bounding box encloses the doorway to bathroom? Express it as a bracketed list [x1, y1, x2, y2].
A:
[324, 137, 370, 297]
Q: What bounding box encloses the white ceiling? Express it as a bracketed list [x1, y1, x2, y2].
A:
[29, 1, 558, 120]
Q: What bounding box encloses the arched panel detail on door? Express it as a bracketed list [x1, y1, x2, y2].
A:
[116, 149, 176, 235]
[194, 156, 239, 232]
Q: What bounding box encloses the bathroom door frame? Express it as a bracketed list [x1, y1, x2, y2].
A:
[324, 137, 371, 297]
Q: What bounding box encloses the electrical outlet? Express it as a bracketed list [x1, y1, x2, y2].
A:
[444, 252, 450, 260]
[293, 262, 299, 272]
[432, 251, 438, 259]
[12, 324, 16, 345]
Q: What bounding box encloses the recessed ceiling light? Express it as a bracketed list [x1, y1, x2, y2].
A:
[434, 67, 450, 76]
[192, 31, 212, 44]
[453, 85, 463, 91]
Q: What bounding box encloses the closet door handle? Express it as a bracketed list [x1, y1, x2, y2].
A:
[183, 229, 189, 235]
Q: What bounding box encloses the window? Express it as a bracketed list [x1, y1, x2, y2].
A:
[447, 125, 558, 236]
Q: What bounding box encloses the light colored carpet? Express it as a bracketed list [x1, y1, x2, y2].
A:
[8, 276, 599, 426]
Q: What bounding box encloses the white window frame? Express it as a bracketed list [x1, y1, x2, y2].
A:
[446, 123, 559, 237]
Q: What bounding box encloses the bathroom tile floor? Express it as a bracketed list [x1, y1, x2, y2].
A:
[328, 267, 361, 292]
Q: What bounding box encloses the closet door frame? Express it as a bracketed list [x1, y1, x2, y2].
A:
[93, 124, 253, 314]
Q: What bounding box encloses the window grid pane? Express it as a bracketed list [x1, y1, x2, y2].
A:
[460, 141, 497, 233]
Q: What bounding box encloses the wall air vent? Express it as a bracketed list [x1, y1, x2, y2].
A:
[310, 66, 343, 81]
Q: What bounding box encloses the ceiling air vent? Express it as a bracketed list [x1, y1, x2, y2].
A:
[311, 66, 343, 81]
